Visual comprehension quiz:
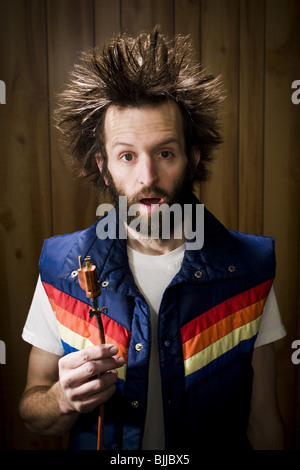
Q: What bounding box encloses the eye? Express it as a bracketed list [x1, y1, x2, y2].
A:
[121, 153, 134, 162]
[159, 151, 173, 159]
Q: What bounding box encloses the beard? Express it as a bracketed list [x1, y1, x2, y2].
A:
[102, 164, 193, 240]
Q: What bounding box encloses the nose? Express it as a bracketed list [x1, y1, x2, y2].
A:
[137, 155, 158, 187]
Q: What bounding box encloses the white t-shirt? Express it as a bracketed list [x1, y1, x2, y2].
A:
[22, 243, 286, 449]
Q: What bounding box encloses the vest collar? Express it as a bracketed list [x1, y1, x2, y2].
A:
[176, 208, 251, 285]
[58, 194, 251, 295]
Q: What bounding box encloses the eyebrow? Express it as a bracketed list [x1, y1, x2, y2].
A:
[112, 141, 135, 148]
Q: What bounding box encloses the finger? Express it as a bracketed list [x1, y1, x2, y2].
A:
[59, 344, 119, 371]
[70, 369, 118, 403]
[81, 355, 124, 381]
[73, 383, 117, 414]
[60, 354, 124, 389]
[67, 371, 119, 413]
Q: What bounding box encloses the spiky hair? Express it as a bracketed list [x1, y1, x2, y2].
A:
[55, 26, 224, 191]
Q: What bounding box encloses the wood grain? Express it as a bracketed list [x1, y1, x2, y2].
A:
[0, 0, 299, 449]
[200, 0, 240, 230]
[95, 0, 121, 47]
[47, 0, 98, 236]
[121, 0, 174, 36]
[264, 0, 300, 448]
[0, 0, 60, 449]
[238, 0, 265, 234]
[175, 0, 201, 63]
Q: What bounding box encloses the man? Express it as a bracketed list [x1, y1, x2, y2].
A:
[19, 28, 286, 450]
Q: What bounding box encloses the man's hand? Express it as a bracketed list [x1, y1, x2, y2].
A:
[19, 344, 125, 435]
[58, 344, 124, 414]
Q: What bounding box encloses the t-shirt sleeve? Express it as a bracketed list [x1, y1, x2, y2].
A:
[22, 275, 65, 356]
[254, 286, 286, 348]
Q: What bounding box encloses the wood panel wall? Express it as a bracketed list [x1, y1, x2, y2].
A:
[0, 0, 299, 450]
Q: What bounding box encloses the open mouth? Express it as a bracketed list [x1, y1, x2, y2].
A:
[138, 196, 164, 212]
[139, 197, 162, 206]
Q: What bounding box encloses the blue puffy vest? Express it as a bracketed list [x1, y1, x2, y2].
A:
[39, 197, 275, 450]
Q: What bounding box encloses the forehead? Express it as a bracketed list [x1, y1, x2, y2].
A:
[103, 101, 184, 143]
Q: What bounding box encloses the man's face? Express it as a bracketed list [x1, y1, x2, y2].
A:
[97, 102, 197, 236]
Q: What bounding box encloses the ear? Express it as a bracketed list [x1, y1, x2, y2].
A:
[188, 147, 201, 178]
[95, 152, 109, 186]
[192, 148, 201, 168]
